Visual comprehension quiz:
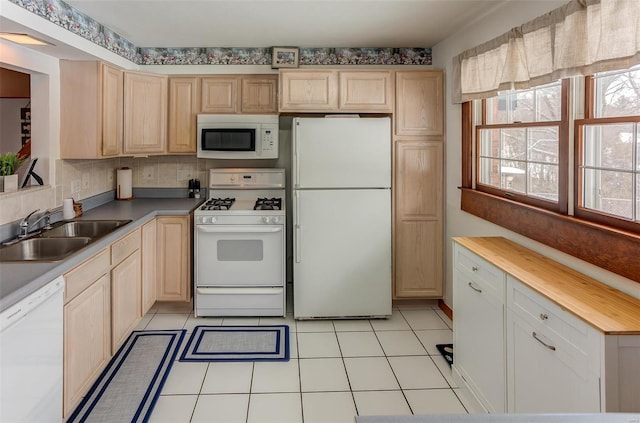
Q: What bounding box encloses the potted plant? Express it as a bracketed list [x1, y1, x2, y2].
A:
[0, 152, 27, 192]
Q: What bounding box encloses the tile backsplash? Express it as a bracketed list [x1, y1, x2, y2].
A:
[56, 156, 207, 203]
[0, 155, 283, 226]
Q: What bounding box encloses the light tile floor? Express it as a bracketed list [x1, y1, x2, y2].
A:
[139, 301, 471, 423]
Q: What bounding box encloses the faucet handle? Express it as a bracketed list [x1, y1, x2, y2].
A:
[21, 209, 40, 225]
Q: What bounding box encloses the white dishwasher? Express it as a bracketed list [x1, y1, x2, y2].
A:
[1, 276, 64, 423]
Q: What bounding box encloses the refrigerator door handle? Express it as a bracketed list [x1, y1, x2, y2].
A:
[295, 191, 301, 263]
[293, 120, 300, 189]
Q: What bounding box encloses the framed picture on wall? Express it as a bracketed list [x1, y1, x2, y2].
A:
[20, 106, 31, 146]
[272, 47, 299, 68]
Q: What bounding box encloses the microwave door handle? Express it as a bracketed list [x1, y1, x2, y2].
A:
[197, 226, 283, 234]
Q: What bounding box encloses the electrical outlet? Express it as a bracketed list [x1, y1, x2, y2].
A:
[107, 171, 114, 183]
[143, 166, 155, 181]
[71, 179, 81, 194]
[177, 169, 193, 181]
[81, 172, 90, 190]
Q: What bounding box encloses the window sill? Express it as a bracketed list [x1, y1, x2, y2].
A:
[460, 188, 640, 284]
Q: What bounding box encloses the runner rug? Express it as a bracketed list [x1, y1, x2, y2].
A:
[180, 325, 290, 362]
[67, 329, 185, 423]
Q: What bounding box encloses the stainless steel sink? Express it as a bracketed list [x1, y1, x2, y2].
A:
[0, 237, 92, 262]
[0, 219, 132, 262]
[40, 219, 132, 239]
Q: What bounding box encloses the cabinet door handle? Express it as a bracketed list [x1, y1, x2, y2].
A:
[468, 282, 482, 293]
[539, 313, 548, 320]
[532, 331, 556, 351]
[471, 266, 479, 272]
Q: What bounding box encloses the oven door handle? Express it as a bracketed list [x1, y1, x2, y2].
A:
[197, 226, 283, 234]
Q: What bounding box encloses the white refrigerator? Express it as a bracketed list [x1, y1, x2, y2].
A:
[292, 116, 392, 319]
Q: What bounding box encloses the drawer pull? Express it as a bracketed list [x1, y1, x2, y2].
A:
[468, 282, 482, 293]
[532, 332, 556, 351]
[539, 313, 548, 320]
[471, 266, 479, 272]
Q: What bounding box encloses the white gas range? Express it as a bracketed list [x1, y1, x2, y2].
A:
[194, 168, 286, 317]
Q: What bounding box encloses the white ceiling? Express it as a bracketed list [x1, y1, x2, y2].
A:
[62, 0, 506, 48]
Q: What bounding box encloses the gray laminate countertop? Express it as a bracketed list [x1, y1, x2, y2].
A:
[0, 197, 204, 312]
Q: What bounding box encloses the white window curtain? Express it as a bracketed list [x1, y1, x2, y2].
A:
[452, 0, 640, 103]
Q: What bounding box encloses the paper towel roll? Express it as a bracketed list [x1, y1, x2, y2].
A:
[116, 167, 133, 200]
[63, 198, 75, 220]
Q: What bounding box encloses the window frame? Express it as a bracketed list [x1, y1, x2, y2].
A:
[574, 75, 640, 233]
[460, 79, 640, 286]
[473, 80, 570, 214]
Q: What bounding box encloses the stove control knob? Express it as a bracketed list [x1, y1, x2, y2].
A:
[262, 216, 272, 224]
[199, 216, 207, 224]
[273, 217, 281, 224]
[210, 216, 217, 224]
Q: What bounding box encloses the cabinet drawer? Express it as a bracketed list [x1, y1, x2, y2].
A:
[507, 276, 601, 373]
[454, 243, 504, 300]
[195, 287, 284, 316]
[111, 228, 141, 265]
[64, 248, 110, 303]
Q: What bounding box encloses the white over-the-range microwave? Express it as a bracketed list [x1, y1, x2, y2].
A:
[196, 114, 279, 159]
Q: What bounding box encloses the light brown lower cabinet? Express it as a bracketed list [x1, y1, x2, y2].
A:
[156, 215, 191, 302]
[111, 250, 142, 354]
[393, 140, 443, 298]
[63, 273, 110, 417]
[141, 218, 157, 314]
[62, 214, 191, 418]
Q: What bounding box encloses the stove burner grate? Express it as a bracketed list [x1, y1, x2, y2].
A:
[254, 197, 282, 210]
[201, 197, 235, 210]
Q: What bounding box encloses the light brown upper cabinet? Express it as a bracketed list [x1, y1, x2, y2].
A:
[395, 71, 444, 136]
[338, 71, 393, 112]
[168, 77, 200, 153]
[392, 70, 445, 299]
[279, 70, 339, 112]
[279, 70, 392, 113]
[60, 61, 123, 159]
[123, 71, 168, 155]
[201, 76, 238, 113]
[201, 75, 278, 114]
[241, 76, 278, 114]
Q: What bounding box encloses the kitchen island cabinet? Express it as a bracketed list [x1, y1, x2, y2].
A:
[393, 70, 444, 298]
[156, 215, 191, 302]
[60, 61, 123, 158]
[453, 242, 505, 413]
[452, 237, 640, 414]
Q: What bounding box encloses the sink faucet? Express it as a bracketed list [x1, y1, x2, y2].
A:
[18, 208, 57, 239]
[18, 209, 40, 239]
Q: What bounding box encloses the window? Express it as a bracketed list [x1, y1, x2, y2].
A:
[461, 70, 640, 285]
[475, 81, 568, 212]
[576, 66, 640, 230]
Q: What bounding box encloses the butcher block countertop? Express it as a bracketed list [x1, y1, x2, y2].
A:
[453, 237, 640, 335]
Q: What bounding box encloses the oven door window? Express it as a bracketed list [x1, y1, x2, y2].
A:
[201, 128, 256, 152]
[197, 225, 284, 286]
